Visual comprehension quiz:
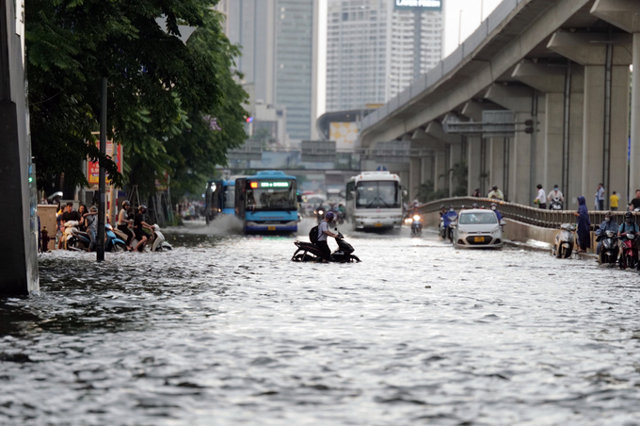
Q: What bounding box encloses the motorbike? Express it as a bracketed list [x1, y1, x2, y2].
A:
[552, 223, 576, 258]
[549, 198, 563, 210]
[597, 230, 618, 265]
[314, 207, 325, 224]
[127, 224, 173, 252]
[64, 220, 91, 251]
[440, 211, 458, 242]
[105, 224, 128, 252]
[410, 213, 423, 237]
[149, 224, 172, 251]
[291, 228, 360, 263]
[618, 232, 638, 270]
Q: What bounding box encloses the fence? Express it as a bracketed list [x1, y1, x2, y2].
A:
[419, 197, 623, 230]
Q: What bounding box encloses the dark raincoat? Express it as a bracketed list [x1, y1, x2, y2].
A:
[576, 196, 591, 250]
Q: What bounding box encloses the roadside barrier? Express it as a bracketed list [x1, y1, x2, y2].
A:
[419, 197, 622, 230]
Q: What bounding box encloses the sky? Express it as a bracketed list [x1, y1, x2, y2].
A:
[443, 0, 503, 56]
[317, 0, 504, 115]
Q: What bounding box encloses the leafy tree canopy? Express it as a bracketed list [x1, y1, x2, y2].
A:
[26, 0, 247, 200]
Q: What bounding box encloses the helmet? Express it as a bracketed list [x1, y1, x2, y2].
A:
[122, 200, 130, 208]
[325, 211, 335, 221]
[625, 211, 633, 220]
[138, 204, 147, 212]
[492, 185, 498, 190]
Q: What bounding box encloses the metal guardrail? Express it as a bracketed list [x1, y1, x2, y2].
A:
[419, 197, 627, 230]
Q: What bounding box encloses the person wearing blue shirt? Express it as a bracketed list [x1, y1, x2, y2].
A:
[595, 212, 618, 254]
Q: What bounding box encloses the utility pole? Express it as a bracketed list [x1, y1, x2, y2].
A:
[97, 77, 107, 262]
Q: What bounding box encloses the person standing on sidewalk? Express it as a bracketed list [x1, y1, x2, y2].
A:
[595, 183, 605, 210]
[610, 190, 620, 211]
[534, 184, 546, 209]
[575, 196, 591, 253]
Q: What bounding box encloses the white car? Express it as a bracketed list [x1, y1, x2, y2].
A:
[452, 209, 503, 249]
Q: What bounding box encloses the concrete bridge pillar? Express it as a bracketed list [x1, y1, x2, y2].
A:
[425, 121, 460, 195]
[488, 137, 507, 199]
[408, 156, 421, 201]
[466, 137, 482, 196]
[485, 84, 536, 205]
[1, 0, 38, 295]
[548, 30, 631, 208]
[591, 0, 640, 202]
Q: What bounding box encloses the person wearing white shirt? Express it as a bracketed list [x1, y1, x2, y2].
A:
[534, 184, 546, 209]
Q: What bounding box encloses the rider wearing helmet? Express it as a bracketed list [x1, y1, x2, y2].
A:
[317, 210, 339, 261]
[618, 211, 639, 237]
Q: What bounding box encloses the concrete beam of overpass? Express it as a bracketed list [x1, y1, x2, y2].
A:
[547, 30, 632, 66]
[511, 60, 566, 93]
[359, 0, 592, 148]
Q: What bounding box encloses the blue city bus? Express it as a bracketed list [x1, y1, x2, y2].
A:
[234, 170, 298, 233]
[204, 179, 236, 224]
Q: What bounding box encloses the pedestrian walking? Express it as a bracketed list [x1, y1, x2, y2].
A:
[534, 184, 546, 209]
[610, 190, 619, 211]
[575, 196, 591, 253]
[595, 183, 605, 210]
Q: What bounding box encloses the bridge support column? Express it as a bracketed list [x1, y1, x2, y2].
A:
[488, 137, 506, 199]
[485, 84, 536, 205]
[467, 136, 482, 196]
[548, 30, 631, 208]
[1, 0, 38, 295]
[409, 156, 421, 201]
[434, 150, 447, 193]
[591, 0, 640, 201]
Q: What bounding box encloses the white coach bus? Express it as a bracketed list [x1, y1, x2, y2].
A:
[345, 171, 403, 231]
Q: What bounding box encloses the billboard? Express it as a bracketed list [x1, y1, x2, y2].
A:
[330, 122, 359, 151]
[394, 0, 442, 11]
[87, 140, 123, 187]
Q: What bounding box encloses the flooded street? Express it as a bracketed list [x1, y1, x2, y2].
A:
[2, 219, 640, 425]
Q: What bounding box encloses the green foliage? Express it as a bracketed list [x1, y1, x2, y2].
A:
[416, 180, 447, 202]
[450, 162, 468, 197]
[26, 0, 248, 199]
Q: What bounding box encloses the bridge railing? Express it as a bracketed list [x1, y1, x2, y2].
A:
[419, 197, 625, 230]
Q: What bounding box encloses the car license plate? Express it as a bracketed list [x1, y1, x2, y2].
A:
[474, 236, 485, 243]
[267, 226, 276, 231]
[374, 222, 383, 227]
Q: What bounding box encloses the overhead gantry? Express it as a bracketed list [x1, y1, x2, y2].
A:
[359, 0, 640, 209]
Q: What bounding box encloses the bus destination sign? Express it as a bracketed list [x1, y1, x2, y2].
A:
[394, 0, 442, 11]
[249, 181, 291, 189]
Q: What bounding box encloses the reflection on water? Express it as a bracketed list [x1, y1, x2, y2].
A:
[2, 219, 640, 424]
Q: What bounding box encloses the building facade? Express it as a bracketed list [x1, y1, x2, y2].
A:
[217, 0, 319, 141]
[326, 0, 443, 112]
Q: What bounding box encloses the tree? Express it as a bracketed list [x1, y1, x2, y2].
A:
[26, 0, 247, 200]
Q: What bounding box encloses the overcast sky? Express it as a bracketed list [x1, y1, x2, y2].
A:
[443, 0, 503, 56]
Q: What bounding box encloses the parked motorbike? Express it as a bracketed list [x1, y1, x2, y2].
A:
[618, 232, 638, 270]
[552, 223, 575, 258]
[410, 214, 423, 237]
[597, 230, 618, 265]
[64, 220, 90, 251]
[105, 224, 128, 252]
[291, 228, 360, 263]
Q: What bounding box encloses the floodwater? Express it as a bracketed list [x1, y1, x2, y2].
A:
[2, 218, 640, 425]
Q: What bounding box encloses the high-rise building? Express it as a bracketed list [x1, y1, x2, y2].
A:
[326, 0, 443, 112]
[217, 0, 319, 141]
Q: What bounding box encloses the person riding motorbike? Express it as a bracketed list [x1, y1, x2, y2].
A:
[117, 200, 134, 250]
[547, 185, 564, 210]
[317, 211, 340, 261]
[442, 207, 458, 240]
[133, 205, 155, 252]
[618, 211, 639, 259]
[595, 211, 618, 255]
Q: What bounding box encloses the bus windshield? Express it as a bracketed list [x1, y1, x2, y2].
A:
[356, 181, 399, 209]
[246, 180, 297, 211]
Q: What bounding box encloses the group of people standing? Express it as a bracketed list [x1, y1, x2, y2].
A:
[533, 183, 622, 211]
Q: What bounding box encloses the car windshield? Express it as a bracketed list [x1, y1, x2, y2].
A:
[356, 181, 400, 208]
[246, 180, 296, 211]
[459, 211, 498, 225]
